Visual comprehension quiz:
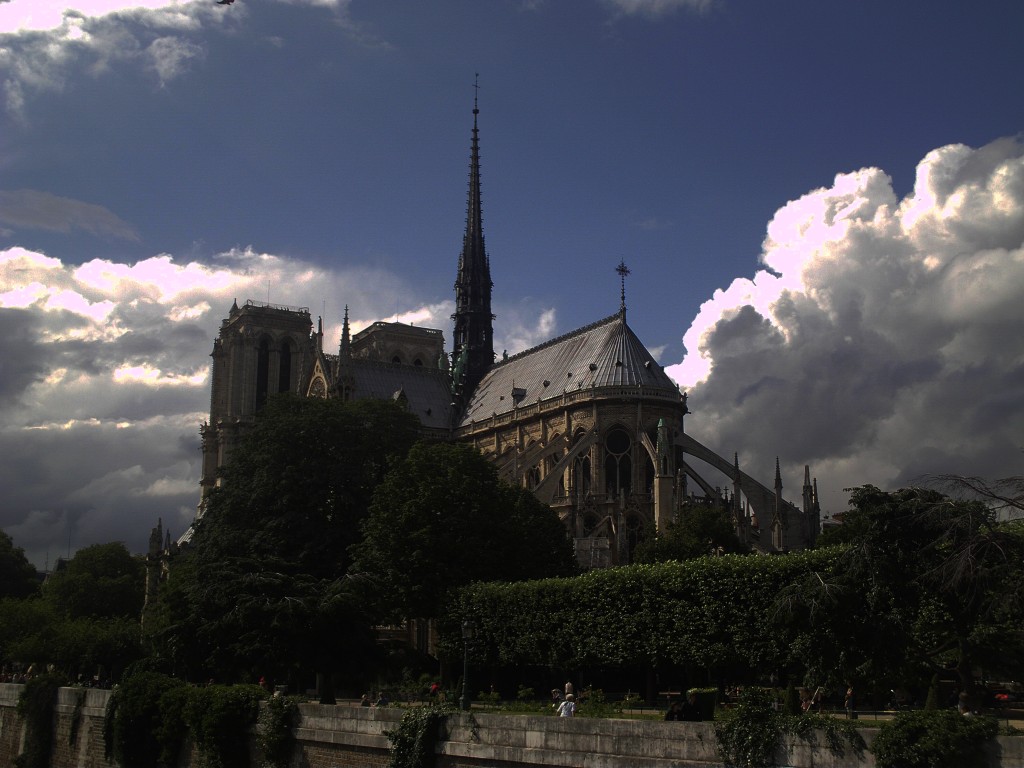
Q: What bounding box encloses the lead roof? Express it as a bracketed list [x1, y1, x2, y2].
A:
[458, 310, 680, 427]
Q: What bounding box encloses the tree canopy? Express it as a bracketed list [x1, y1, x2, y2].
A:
[0, 530, 39, 600]
[0, 542, 144, 678]
[44, 542, 144, 620]
[351, 441, 578, 623]
[146, 395, 421, 684]
[778, 485, 1024, 700]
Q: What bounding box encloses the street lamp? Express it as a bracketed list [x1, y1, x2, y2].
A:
[460, 620, 475, 711]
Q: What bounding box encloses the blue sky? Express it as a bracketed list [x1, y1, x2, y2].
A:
[1, 0, 1023, 567]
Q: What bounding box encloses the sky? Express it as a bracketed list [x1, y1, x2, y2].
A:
[1, 0, 1023, 569]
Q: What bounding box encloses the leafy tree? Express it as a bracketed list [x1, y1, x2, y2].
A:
[44, 542, 145, 620]
[776, 485, 1024, 702]
[351, 442, 577, 623]
[0, 530, 39, 599]
[633, 501, 747, 563]
[147, 395, 420, 684]
[0, 542, 144, 677]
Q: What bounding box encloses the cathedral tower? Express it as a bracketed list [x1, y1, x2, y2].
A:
[451, 81, 495, 405]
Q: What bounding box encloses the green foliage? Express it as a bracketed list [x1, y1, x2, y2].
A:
[255, 695, 299, 768]
[872, 709, 999, 768]
[147, 396, 418, 682]
[44, 542, 145, 620]
[385, 703, 457, 768]
[105, 676, 267, 768]
[184, 684, 265, 768]
[14, 673, 63, 768]
[0, 542, 143, 678]
[714, 688, 782, 768]
[633, 501, 747, 563]
[441, 550, 835, 673]
[104, 671, 187, 768]
[778, 485, 1024, 695]
[714, 688, 864, 768]
[0, 530, 39, 599]
[353, 441, 577, 622]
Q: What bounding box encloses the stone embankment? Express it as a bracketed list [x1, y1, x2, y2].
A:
[3, 683, 1024, 767]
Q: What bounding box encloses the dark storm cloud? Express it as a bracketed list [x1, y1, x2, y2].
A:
[0, 308, 51, 403]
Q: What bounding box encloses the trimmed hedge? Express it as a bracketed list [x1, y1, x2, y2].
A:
[441, 549, 839, 674]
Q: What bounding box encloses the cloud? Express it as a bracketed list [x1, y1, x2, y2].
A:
[0, 0, 323, 118]
[0, 190, 139, 239]
[665, 136, 1024, 513]
[601, 0, 715, 18]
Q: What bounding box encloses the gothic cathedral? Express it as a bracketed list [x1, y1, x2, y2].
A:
[191, 97, 820, 566]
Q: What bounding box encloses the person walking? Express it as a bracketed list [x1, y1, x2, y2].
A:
[556, 693, 576, 717]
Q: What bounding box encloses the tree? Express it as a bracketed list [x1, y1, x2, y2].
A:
[147, 395, 421, 685]
[0, 542, 144, 678]
[632, 502, 747, 563]
[0, 530, 39, 600]
[775, 485, 1024, 703]
[44, 542, 145, 620]
[351, 442, 577, 623]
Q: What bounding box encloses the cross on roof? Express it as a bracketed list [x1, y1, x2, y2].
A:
[616, 260, 630, 311]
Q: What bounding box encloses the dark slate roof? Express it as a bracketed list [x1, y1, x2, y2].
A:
[459, 312, 680, 427]
[336, 356, 454, 432]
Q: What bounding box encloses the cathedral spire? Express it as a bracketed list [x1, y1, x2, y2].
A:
[339, 305, 351, 361]
[452, 75, 495, 403]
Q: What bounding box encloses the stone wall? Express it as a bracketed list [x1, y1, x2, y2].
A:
[3, 684, 1024, 768]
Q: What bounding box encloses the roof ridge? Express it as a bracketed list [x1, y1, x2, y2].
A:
[494, 312, 621, 367]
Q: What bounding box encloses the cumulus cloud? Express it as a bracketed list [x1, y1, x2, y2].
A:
[665, 136, 1024, 514]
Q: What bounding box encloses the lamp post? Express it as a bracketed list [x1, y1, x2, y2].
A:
[460, 620, 475, 711]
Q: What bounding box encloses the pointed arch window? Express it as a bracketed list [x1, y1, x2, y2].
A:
[604, 427, 632, 497]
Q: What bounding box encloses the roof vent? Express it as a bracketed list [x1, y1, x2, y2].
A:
[644, 360, 652, 369]
[615, 360, 623, 367]
[589, 363, 597, 371]
[543, 380, 550, 387]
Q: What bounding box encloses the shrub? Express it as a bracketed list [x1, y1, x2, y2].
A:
[714, 687, 864, 768]
[255, 695, 298, 768]
[184, 684, 264, 768]
[104, 671, 187, 768]
[872, 709, 999, 768]
[385, 703, 456, 768]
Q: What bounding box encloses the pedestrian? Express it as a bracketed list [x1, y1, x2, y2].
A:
[565, 680, 574, 697]
[844, 686, 856, 719]
[664, 701, 682, 721]
[556, 693, 576, 717]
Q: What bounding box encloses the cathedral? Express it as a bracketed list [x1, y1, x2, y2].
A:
[191, 97, 820, 566]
